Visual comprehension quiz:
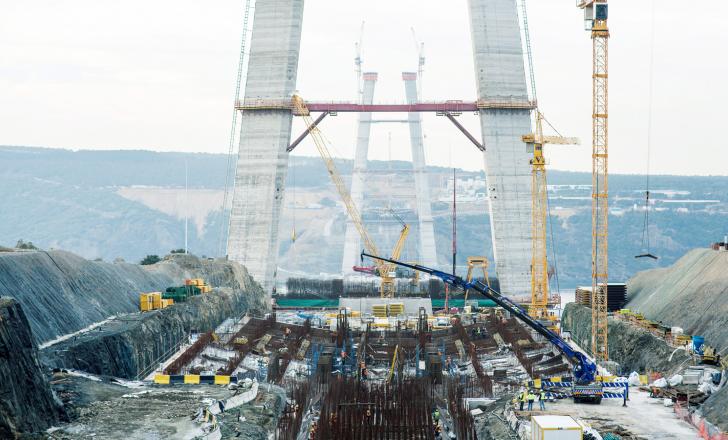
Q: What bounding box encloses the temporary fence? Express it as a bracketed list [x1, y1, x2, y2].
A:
[674, 401, 728, 440]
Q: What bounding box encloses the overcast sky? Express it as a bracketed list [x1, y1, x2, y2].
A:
[1, 1, 726, 175]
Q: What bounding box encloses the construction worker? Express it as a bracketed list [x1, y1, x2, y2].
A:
[518, 389, 527, 411]
[539, 389, 546, 411]
[433, 407, 440, 425]
[527, 390, 536, 411]
[359, 361, 368, 380]
[309, 421, 317, 439]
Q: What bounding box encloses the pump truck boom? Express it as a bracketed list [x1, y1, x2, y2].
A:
[361, 252, 605, 402]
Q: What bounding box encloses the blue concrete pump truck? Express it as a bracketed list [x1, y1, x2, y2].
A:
[362, 252, 605, 403]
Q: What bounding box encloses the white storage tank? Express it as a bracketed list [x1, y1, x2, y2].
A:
[531, 415, 583, 440]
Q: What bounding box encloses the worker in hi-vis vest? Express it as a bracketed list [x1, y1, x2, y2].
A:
[518, 389, 527, 411]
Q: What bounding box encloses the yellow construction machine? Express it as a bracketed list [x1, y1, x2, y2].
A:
[522, 111, 577, 333]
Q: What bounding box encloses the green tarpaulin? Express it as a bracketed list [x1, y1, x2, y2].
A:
[274, 298, 496, 309]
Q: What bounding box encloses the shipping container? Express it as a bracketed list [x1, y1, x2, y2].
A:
[185, 278, 205, 286]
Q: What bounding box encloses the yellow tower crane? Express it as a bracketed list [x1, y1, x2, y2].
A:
[523, 112, 578, 319]
[292, 95, 408, 298]
[381, 213, 411, 297]
[578, 0, 610, 362]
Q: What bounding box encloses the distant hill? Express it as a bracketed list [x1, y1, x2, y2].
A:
[1, 145, 726, 290]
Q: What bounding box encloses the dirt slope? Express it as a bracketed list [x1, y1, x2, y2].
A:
[0, 250, 268, 345]
[627, 248, 728, 352]
[0, 250, 174, 344]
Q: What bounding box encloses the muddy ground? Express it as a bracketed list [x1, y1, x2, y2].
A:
[49, 373, 284, 439]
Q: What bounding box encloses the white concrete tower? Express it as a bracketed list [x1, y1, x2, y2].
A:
[402, 72, 438, 268]
[467, 0, 533, 296]
[341, 72, 378, 274]
[227, 0, 305, 292]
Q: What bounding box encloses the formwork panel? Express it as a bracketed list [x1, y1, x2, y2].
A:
[468, 0, 532, 296]
[227, 0, 305, 292]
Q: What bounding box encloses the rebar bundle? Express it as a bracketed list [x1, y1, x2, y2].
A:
[163, 331, 214, 375]
[314, 378, 435, 439]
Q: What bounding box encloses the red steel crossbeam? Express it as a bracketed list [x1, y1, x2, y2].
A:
[235, 98, 535, 114]
[304, 102, 479, 113]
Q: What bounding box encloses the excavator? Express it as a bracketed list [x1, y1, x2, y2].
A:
[361, 253, 625, 403]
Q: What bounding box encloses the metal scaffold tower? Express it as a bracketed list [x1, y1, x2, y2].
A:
[579, 0, 610, 362]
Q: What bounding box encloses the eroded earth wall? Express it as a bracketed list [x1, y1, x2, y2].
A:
[0, 250, 174, 344]
[40, 285, 264, 379]
[627, 248, 728, 352]
[0, 298, 66, 437]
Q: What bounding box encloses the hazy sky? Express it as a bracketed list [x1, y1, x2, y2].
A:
[2, 1, 726, 175]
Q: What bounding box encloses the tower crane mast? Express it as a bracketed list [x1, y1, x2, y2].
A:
[354, 22, 365, 102]
[578, 0, 610, 362]
[410, 28, 425, 97]
[523, 113, 578, 319]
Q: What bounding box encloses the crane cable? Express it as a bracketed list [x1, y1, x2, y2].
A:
[637, 0, 658, 260]
[218, 0, 253, 257]
[519, 0, 562, 295]
[540, 114, 562, 297]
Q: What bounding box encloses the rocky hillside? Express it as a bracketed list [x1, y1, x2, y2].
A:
[0, 298, 66, 437]
[0, 250, 266, 346]
[0, 250, 174, 344]
[35, 252, 268, 379]
[41, 285, 262, 379]
[627, 248, 728, 352]
[562, 303, 692, 374]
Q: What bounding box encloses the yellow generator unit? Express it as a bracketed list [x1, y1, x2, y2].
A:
[140, 292, 164, 312]
[140, 293, 154, 312]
